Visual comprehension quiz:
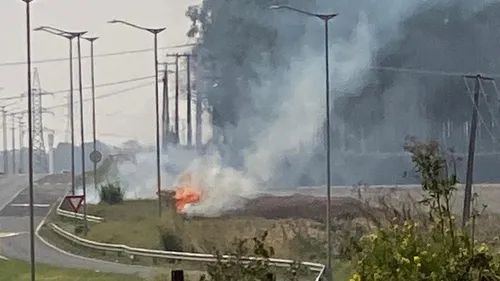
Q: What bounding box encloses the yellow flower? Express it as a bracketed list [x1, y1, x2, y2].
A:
[350, 273, 361, 281]
[404, 221, 411, 228]
[414, 256, 421, 267]
[366, 233, 378, 242]
[401, 257, 410, 264]
[478, 243, 489, 253]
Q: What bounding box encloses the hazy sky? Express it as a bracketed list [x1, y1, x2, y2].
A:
[0, 0, 200, 149]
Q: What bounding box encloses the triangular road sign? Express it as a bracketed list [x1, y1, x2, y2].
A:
[65, 195, 84, 212]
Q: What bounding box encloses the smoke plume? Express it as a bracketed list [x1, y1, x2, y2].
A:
[106, 0, 500, 216]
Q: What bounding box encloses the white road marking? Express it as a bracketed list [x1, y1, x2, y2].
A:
[0, 232, 26, 238]
[10, 203, 50, 208]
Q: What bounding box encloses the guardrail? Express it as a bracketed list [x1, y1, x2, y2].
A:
[50, 223, 325, 280]
[51, 197, 326, 280]
[55, 192, 104, 223]
[56, 208, 104, 223]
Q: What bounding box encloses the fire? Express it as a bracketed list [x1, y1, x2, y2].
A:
[173, 173, 203, 212]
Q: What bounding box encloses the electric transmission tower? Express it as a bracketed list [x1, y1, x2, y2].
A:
[21, 68, 53, 173]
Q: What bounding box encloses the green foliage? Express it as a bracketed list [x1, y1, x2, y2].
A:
[351, 139, 500, 281]
[201, 231, 309, 281]
[100, 181, 124, 205]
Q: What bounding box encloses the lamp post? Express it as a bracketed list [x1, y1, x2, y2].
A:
[33, 26, 88, 232]
[270, 5, 338, 281]
[33, 27, 85, 196]
[82, 36, 99, 199]
[21, 0, 36, 280]
[107, 19, 166, 217]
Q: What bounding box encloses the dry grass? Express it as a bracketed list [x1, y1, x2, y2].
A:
[52, 183, 500, 279]
[85, 200, 327, 261]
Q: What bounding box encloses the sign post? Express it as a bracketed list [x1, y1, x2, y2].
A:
[88, 150, 102, 234]
[65, 194, 84, 229]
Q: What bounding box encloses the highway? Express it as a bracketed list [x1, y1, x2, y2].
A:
[0, 174, 160, 278]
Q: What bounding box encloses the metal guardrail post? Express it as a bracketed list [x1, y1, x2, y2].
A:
[171, 270, 184, 281]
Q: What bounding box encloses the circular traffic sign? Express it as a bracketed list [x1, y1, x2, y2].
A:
[89, 150, 102, 164]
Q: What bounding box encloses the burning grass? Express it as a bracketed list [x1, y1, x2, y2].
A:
[82, 183, 500, 265]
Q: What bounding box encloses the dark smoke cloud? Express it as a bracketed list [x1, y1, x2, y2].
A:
[187, 0, 500, 192]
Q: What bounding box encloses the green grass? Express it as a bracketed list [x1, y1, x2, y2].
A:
[0, 259, 146, 281]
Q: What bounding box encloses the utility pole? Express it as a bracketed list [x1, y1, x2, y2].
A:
[167, 53, 195, 147]
[462, 74, 494, 227]
[18, 116, 24, 174]
[161, 62, 170, 151]
[186, 55, 192, 147]
[1, 106, 8, 174]
[174, 54, 180, 144]
[10, 114, 16, 174]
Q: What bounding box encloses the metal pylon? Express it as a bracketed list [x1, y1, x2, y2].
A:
[31, 68, 49, 173]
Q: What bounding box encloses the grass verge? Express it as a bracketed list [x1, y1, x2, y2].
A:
[0, 259, 146, 281]
[83, 200, 327, 262]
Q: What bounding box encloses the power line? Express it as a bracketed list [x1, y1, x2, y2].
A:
[464, 77, 500, 146]
[46, 81, 155, 111]
[372, 66, 500, 79]
[0, 75, 156, 101]
[0, 43, 196, 68]
[2, 40, 500, 79]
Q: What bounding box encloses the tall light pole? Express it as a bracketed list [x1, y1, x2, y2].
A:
[33, 26, 88, 231]
[21, 0, 36, 280]
[83, 36, 99, 197]
[107, 19, 166, 217]
[270, 5, 338, 281]
[33, 26, 85, 195]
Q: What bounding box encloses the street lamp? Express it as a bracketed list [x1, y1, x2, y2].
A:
[33, 26, 88, 232]
[107, 19, 166, 217]
[33, 26, 84, 196]
[270, 5, 338, 281]
[82, 36, 99, 202]
[21, 0, 36, 280]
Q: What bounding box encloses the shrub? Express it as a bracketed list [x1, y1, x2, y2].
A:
[100, 181, 124, 204]
[159, 228, 184, 251]
[350, 139, 500, 281]
[157, 209, 186, 251]
[201, 231, 309, 281]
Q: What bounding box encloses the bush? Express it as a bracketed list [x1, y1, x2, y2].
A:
[201, 231, 309, 281]
[350, 139, 500, 281]
[100, 181, 124, 204]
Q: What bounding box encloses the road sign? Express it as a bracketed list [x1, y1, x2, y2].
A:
[65, 195, 84, 213]
[89, 150, 102, 164]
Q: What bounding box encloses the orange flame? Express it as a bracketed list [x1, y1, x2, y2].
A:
[173, 173, 203, 212]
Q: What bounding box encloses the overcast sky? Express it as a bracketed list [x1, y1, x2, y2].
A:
[0, 0, 200, 149]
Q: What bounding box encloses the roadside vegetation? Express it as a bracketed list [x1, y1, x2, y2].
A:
[44, 139, 500, 280]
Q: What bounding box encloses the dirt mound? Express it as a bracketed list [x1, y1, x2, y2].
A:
[224, 194, 374, 222]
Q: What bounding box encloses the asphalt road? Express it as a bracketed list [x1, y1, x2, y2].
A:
[0, 175, 160, 278]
